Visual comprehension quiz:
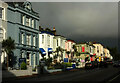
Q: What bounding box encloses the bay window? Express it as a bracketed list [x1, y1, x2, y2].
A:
[26, 35, 31, 45]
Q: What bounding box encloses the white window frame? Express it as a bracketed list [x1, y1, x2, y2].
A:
[48, 35, 50, 46]
[32, 19, 34, 28]
[0, 7, 5, 20]
[26, 35, 31, 45]
[42, 35, 44, 44]
[22, 15, 25, 25]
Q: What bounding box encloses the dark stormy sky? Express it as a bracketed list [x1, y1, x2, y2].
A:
[31, 2, 118, 48]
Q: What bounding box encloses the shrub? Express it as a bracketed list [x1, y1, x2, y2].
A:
[21, 62, 27, 70]
[63, 62, 72, 67]
[47, 66, 55, 70]
[54, 62, 63, 69]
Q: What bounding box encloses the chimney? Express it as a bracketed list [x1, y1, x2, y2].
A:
[52, 27, 56, 35]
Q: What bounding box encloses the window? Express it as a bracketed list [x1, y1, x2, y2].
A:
[26, 16, 30, 26]
[32, 19, 34, 28]
[61, 40, 62, 46]
[0, 28, 3, 42]
[97, 46, 99, 53]
[33, 36, 35, 46]
[42, 35, 44, 44]
[22, 15, 25, 25]
[21, 33, 24, 44]
[82, 47, 85, 52]
[0, 7, 5, 20]
[68, 43, 69, 49]
[48, 35, 50, 46]
[33, 53, 36, 66]
[36, 37, 38, 46]
[27, 53, 29, 59]
[90, 47, 92, 53]
[26, 35, 31, 45]
[0, 7, 2, 18]
[36, 54, 37, 65]
[21, 52, 24, 58]
[57, 39, 58, 46]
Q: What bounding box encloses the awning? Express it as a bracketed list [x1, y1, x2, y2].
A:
[39, 48, 46, 55]
[48, 48, 53, 52]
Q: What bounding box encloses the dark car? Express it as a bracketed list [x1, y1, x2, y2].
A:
[85, 62, 93, 69]
[91, 61, 99, 68]
[99, 61, 108, 68]
[106, 60, 113, 65]
[113, 61, 120, 67]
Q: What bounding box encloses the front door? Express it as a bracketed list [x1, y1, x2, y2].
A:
[27, 52, 30, 66]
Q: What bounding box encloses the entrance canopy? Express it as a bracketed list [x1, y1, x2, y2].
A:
[48, 48, 53, 52]
[39, 48, 46, 55]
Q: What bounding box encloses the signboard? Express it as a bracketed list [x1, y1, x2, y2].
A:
[19, 58, 26, 67]
[64, 58, 68, 62]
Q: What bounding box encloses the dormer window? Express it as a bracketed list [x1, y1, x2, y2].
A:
[24, 1, 32, 11]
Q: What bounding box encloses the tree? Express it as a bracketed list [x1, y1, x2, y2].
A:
[72, 45, 80, 58]
[2, 37, 15, 69]
[45, 28, 52, 33]
[107, 46, 120, 61]
[66, 51, 70, 58]
[39, 50, 46, 60]
[55, 46, 64, 61]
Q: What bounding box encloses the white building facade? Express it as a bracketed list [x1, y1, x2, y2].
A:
[65, 40, 76, 61]
[39, 31, 54, 60]
[104, 48, 112, 60]
[0, 1, 7, 64]
[93, 43, 104, 62]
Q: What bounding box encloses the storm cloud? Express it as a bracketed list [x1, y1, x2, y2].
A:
[31, 2, 118, 47]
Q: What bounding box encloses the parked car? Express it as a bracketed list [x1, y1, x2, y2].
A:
[85, 62, 94, 69]
[106, 60, 113, 65]
[113, 61, 120, 67]
[99, 61, 108, 68]
[91, 61, 99, 68]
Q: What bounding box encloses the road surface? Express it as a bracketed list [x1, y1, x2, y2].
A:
[2, 65, 120, 83]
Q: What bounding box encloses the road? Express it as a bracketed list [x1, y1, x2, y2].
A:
[107, 68, 120, 83]
[2, 65, 120, 83]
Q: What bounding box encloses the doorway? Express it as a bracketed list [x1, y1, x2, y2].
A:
[27, 52, 31, 66]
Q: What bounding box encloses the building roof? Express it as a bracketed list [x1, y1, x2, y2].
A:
[66, 39, 75, 43]
[6, 1, 39, 17]
[40, 31, 54, 35]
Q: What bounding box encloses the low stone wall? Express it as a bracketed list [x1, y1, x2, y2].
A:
[2, 66, 32, 78]
[47, 69, 62, 73]
[35, 66, 62, 75]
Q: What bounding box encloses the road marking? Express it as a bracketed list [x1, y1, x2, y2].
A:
[108, 73, 120, 82]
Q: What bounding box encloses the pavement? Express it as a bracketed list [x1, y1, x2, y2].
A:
[2, 65, 120, 82]
[2, 67, 84, 81]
